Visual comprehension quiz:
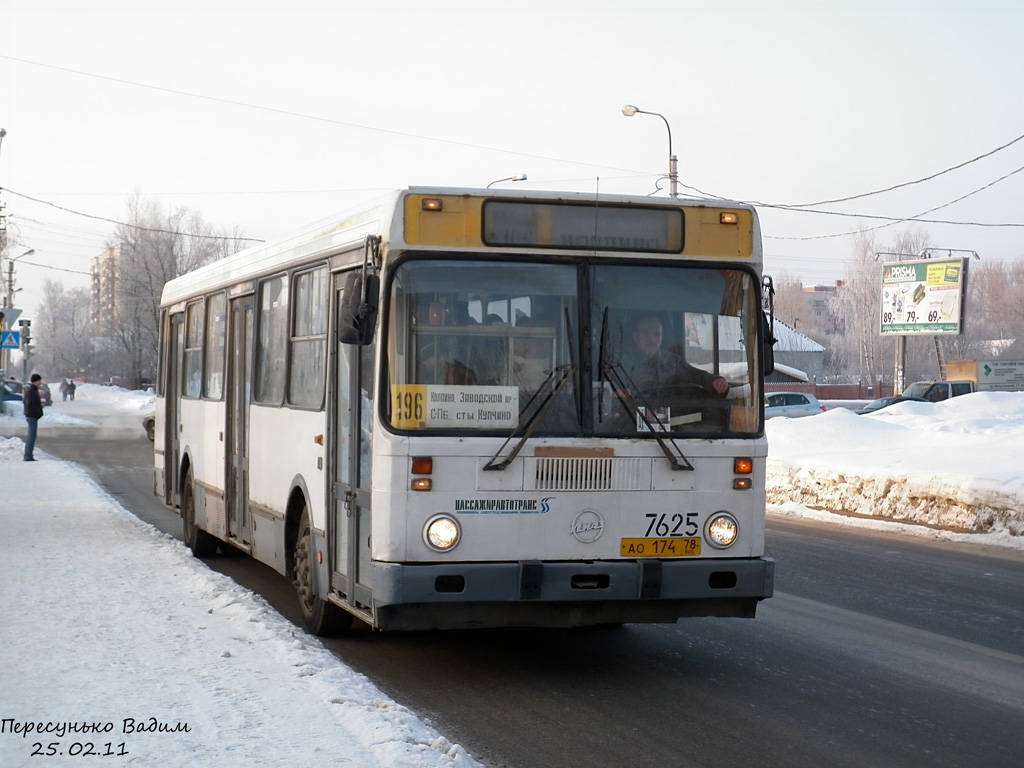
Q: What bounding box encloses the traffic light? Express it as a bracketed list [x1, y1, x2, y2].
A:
[19, 318, 31, 345]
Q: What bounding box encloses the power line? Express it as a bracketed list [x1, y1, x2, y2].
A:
[763, 163, 1024, 240]
[7, 257, 91, 277]
[5, 54, 1024, 241]
[755, 131, 1024, 208]
[0, 54, 614, 170]
[11, 51, 1023, 212]
[14, 215, 113, 239]
[1, 187, 264, 243]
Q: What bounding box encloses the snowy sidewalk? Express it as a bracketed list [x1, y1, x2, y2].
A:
[0, 440, 481, 768]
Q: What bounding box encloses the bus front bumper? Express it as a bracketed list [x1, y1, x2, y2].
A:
[367, 556, 775, 630]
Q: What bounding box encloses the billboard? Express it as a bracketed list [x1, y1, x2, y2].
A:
[879, 257, 967, 336]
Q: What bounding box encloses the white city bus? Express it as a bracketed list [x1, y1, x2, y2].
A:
[154, 187, 776, 633]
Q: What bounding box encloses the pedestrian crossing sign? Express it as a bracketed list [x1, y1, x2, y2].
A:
[1, 330, 20, 349]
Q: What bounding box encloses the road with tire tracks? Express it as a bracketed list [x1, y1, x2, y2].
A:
[39, 429, 1024, 768]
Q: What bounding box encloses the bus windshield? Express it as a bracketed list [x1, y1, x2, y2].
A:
[386, 256, 762, 436]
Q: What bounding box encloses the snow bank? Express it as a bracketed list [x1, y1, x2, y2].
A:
[766, 392, 1024, 543]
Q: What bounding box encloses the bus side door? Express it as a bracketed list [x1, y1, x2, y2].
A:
[163, 311, 184, 508]
[226, 295, 254, 548]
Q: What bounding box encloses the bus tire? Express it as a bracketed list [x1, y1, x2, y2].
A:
[294, 508, 353, 636]
[183, 469, 218, 557]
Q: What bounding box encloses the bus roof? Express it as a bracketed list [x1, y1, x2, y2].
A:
[160, 187, 759, 306]
[160, 190, 402, 306]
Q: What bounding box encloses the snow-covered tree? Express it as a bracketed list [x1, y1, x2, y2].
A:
[90, 193, 247, 387]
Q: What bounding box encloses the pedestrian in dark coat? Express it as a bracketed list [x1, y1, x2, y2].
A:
[23, 373, 44, 461]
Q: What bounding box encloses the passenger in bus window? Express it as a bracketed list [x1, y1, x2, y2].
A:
[418, 339, 478, 385]
[619, 314, 729, 396]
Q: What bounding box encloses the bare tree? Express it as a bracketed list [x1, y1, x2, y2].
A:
[954, 259, 1024, 359]
[93, 193, 246, 388]
[999, 260, 1024, 335]
[769, 272, 806, 327]
[828, 232, 885, 380]
[32, 281, 92, 379]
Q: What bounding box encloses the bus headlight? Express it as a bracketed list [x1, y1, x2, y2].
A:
[705, 513, 739, 549]
[423, 515, 461, 552]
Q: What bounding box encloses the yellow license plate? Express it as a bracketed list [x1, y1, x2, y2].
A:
[620, 537, 701, 557]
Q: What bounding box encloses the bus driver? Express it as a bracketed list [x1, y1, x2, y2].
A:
[619, 314, 729, 397]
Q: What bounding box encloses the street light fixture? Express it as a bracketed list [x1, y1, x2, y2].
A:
[486, 173, 528, 188]
[621, 104, 678, 198]
[4, 248, 35, 307]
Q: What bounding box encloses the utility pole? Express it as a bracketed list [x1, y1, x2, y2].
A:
[1, 249, 34, 379]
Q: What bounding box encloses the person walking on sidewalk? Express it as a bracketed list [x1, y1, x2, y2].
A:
[23, 373, 44, 462]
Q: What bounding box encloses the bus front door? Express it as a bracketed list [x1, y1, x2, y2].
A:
[331, 277, 374, 610]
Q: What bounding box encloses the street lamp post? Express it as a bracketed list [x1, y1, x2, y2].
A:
[621, 105, 678, 197]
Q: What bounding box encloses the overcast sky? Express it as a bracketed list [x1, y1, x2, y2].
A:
[2, 0, 1023, 316]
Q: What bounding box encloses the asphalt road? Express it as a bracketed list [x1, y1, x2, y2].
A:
[40, 431, 1024, 768]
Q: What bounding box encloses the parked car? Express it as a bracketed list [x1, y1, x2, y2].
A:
[855, 396, 928, 415]
[901, 380, 974, 402]
[764, 391, 826, 419]
[3, 378, 53, 406]
[142, 412, 156, 441]
[1, 380, 20, 402]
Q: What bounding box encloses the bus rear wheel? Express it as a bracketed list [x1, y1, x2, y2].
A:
[294, 508, 353, 636]
[183, 469, 218, 557]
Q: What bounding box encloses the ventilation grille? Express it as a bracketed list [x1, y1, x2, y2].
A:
[529, 457, 645, 491]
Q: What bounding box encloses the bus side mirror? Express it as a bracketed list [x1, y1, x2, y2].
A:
[339, 272, 380, 345]
[761, 311, 776, 376]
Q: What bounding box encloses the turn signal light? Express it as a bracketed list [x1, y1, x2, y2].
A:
[411, 456, 433, 474]
[734, 457, 753, 474]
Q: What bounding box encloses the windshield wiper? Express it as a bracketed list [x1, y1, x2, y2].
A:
[484, 308, 579, 472]
[483, 363, 577, 471]
[597, 307, 694, 472]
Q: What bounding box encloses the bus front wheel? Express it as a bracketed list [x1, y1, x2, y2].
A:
[294, 508, 353, 636]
